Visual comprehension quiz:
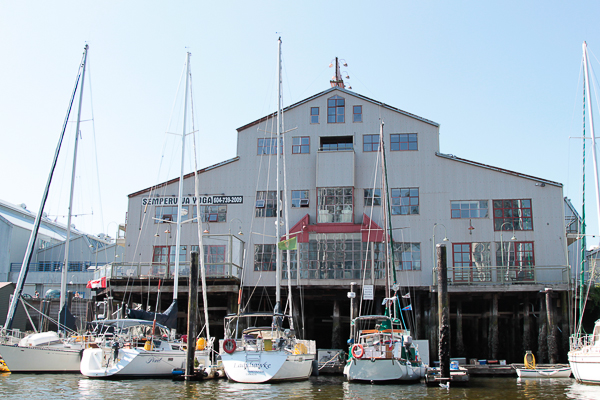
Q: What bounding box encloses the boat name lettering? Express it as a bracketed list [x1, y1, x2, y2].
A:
[146, 356, 163, 364]
[232, 362, 271, 370]
[142, 196, 243, 206]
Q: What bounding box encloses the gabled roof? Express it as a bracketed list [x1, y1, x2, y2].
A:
[435, 152, 563, 187]
[128, 156, 240, 198]
[237, 87, 440, 132]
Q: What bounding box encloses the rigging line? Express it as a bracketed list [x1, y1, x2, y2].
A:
[85, 56, 105, 234]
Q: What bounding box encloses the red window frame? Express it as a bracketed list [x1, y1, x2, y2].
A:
[363, 134, 379, 152]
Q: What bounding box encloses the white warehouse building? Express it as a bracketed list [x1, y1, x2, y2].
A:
[115, 76, 571, 364]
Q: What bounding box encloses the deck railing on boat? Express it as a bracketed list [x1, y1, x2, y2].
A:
[433, 264, 569, 287]
[569, 333, 599, 351]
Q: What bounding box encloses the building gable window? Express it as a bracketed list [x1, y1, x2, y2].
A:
[199, 205, 227, 222]
[292, 190, 310, 208]
[493, 199, 533, 231]
[255, 191, 278, 217]
[391, 188, 419, 215]
[363, 134, 380, 152]
[451, 200, 488, 219]
[317, 187, 353, 223]
[257, 138, 282, 155]
[390, 133, 418, 151]
[292, 136, 310, 154]
[364, 188, 381, 206]
[310, 107, 319, 124]
[254, 244, 276, 271]
[353, 105, 362, 122]
[327, 95, 345, 123]
[393, 243, 421, 271]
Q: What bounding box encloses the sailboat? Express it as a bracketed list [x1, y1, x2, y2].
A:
[219, 38, 316, 383]
[0, 45, 93, 373]
[568, 41, 600, 385]
[343, 122, 426, 383]
[80, 52, 196, 379]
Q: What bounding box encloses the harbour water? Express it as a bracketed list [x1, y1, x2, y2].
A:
[2, 373, 600, 400]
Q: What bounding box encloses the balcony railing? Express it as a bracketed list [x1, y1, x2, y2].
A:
[433, 265, 570, 286]
[98, 261, 242, 281]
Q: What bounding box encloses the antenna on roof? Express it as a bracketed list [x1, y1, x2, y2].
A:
[329, 57, 349, 89]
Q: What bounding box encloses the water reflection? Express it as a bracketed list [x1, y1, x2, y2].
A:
[1, 373, 600, 400]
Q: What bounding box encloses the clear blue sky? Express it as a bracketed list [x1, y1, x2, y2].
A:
[1, 1, 600, 246]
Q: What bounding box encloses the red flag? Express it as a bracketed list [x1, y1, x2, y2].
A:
[86, 276, 107, 289]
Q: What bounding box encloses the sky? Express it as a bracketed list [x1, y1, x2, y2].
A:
[1, 1, 600, 246]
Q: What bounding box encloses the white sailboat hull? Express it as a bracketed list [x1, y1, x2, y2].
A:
[221, 350, 313, 383]
[344, 358, 425, 382]
[568, 351, 600, 384]
[0, 342, 82, 373]
[80, 347, 187, 378]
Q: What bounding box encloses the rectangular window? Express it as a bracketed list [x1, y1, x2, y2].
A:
[390, 133, 418, 151]
[257, 138, 282, 155]
[496, 241, 535, 281]
[310, 107, 319, 124]
[364, 188, 381, 206]
[353, 105, 362, 122]
[493, 199, 533, 231]
[191, 245, 227, 276]
[363, 134, 379, 152]
[155, 205, 187, 223]
[327, 95, 345, 123]
[254, 244, 276, 271]
[169, 245, 187, 264]
[292, 136, 310, 154]
[255, 191, 277, 217]
[152, 246, 169, 263]
[199, 205, 227, 223]
[391, 188, 419, 215]
[317, 187, 353, 223]
[393, 243, 421, 271]
[320, 136, 353, 151]
[452, 242, 491, 282]
[451, 200, 489, 219]
[292, 190, 310, 208]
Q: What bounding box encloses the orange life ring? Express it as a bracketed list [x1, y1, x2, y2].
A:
[223, 338, 237, 354]
[351, 344, 364, 359]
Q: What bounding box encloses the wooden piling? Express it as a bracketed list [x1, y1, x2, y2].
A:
[437, 243, 450, 379]
[490, 294, 498, 360]
[545, 290, 558, 364]
[185, 251, 199, 380]
[331, 299, 341, 349]
[456, 300, 465, 356]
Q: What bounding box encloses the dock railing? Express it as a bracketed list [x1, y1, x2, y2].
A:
[433, 265, 569, 287]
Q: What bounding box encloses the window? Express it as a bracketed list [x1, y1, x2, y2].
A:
[254, 244, 276, 271]
[493, 199, 533, 231]
[255, 191, 277, 217]
[317, 188, 353, 223]
[155, 205, 187, 223]
[390, 133, 418, 151]
[320, 136, 353, 151]
[257, 138, 282, 155]
[327, 95, 345, 123]
[363, 134, 379, 152]
[192, 245, 226, 276]
[310, 107, 319, 123]
[391, 188, 419, 215]
[153, 246, 169, 263]
[353, 105, 362, 122]
[393, 243, 421, 271]
[451, 201, 488, 219]
[296, 233, 373, 279]
[452, 242, 491, 282]
[496, 241, 535, 281]
[292, 190, 310, 208]
[292, 136, 310, 154]
[169, 245, 187, 264]
[199, 205, 227, 222]
[364, 189, 381, 206]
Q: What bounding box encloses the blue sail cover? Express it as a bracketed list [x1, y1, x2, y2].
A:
[127, 299, 178, 330]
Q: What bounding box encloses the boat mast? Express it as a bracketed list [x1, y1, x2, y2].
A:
[4, 45, 87, 332]
[173, 52, 191, 300]
[60, 45, 89, 317]
[578, 41, 600, 333]
[274, 37, 282, 315]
